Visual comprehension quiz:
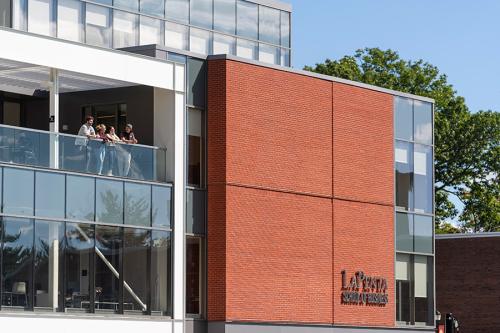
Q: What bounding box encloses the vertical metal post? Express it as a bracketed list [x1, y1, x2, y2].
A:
[49, 68, 59, 169]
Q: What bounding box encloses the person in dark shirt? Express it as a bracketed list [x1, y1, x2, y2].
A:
[120, 124, 138, 144]
[120, 124, 137, 177]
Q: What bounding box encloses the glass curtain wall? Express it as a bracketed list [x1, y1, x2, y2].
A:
[394, 96, 434, 327]
[9, 0, 291, 66]
[0, 166, 172, 316]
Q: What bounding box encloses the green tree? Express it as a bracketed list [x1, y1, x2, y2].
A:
[305, 48, 500, 232]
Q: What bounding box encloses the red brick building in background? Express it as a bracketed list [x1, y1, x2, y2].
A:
[206, 55, 435, 333]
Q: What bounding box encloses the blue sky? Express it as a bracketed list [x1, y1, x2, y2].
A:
[287, 0, 500, 113]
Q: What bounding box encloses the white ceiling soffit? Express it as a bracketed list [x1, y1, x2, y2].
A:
[0, 28, 175, 90]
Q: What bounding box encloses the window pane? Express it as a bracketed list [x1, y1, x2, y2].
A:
[12, 0, 27, 30]
[259, 43, 279, 64]
[86, 4, 111, 47]
[396, 253, 411, 324]
[66, 175, 95, 221]
[57, 0, 84, 42]
[186, 236, 201, 314]
[165, 22, 188, 50]
[186, 189, 205, 234]
[165, 0, 189, 24]
[124, 182, 151, 226]
[214, 0, 235, 34]
[280, 11, 290, 47]
[4, 167, 34, 216]
[34, 220, 64, 310]
[2, 218, 33, 309]
[190, 28, 212, 54]
[187, 108, 204, 185]
[140, 16, 162, 45]
[395, 97, 413, 141]
[280, 48, 290, 67]
[414, 101, 433, 145]
[64, 223, 94, 312]
[28, 0, 52, 36]
[113, 10, 138, 48]
[191, 0, 213, 29]
[96, 179, 123, 224]
[140, 0, 164, 17]
[95, 225, 121, 313]
[414, 215, 433, 254]
[414, 256, 433, 325]
[396, 213, 413, 252]
[152, 186, 171, 228]
[213, 33, 236, 55]
[113, 0, 139, 11]
[236, 0, 257, 39]
[35, 172, 65, 218]
[187, 58, 207, 108]
[259, 6, 279, 45]
[91, 0, 112, 4]
[395, 141, 413, 211]
[123, 228, 150, 314]
[236, 39, 257, 60]
[151, 231, 171, 315]
[414, 144, 433, 214]
[0, 0, 11, 27]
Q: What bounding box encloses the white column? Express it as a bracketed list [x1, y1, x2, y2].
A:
[49, 68, 59, 169]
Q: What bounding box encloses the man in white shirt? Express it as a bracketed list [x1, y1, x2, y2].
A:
[76, 116, 96, 172]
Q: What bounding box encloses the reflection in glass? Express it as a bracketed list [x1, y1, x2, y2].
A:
[34, 220, 64, 310]
[280, 11, 290, 47]
[186, 236, 201, 314]
[190, 0, 213, 29]
[186, 189, 205, 234]
[12, 0, 27, 30]
[259, 6, 280, 45]
[396, 253, 411, 324]
[96, 179, 124, 224]
[280, 48, 290, 67]
[259, 43, 279, 65]
[395, 97, 413, 141]
[190, 28, 212, 54]
[3, 167, 34, 216]
[188, 59, 207, 108]
[151, 231, 171, 315]
[66, 175, 95, 221]
[35, 171, 65, 218]
[152, 186, 171, 228]
[140, 16, 163, 45]
[414, 255, 433, 325]
[214, 0, 235, 34]
[64, 223, 94, 312]
[188, 108, 203, 186]
[213, 33, 236, 55]
[396, 213, 413, 252]
[123, 228, 150, 314]
[2, 218, 34, 309]
[165, 0, 189, 24]
[236, 0, 257, 39]
[236, 39, 257, 60]
[395, 141, 413, 211]
[414, 101, 433, 145]
[414, 215, 433, 254]
[57, 0, 84, 42]
[124, 182, 151, 227]
[165, 22, 189, 50]
[113, 0, 139, 11]
[140, 0, 165, 16]
[414, 144, 433, 214]
[113, 10, 139, 48]
[95, 225, 121, 312]
[86, 4, 111, 47]
[28, 0, 52, 36]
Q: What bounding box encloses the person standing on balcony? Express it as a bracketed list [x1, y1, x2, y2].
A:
[106, 126, 120, 176]
[120, 124, 138, 177]
[95, 124, 109, 175]
[77, 116, 96, 172]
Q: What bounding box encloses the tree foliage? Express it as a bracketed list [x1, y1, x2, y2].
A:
[305, 48, 500, 232]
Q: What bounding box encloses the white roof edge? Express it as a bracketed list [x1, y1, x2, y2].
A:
[436, 232, 500, 240]
[208, 54, 435, 104]
[247, 0, 292, 12]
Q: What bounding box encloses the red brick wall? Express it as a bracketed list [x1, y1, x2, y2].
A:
[207, 59, 395, 326]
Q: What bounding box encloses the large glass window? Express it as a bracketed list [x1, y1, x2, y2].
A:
[165, 0, 189, 24]
[113, 10, 139, 48]
[186, 189, 205, 234]
[236, 38, 257, 60]
[86, 4, 111, 48]
[0, 1, 10, 27]
[152, 185, 171, 228]
[414, 215, 433, 254]
[214, 0, 235, 34]
[151, 231, 171, 315]
[140, 0, 165, 17]
[3, 167, 34, 216]
[165, 22, 189, 50]
[395, 97, 413, 141]
[280, 48, 290, 67]
[124, 182, 151, 227]
[259, 6, 280, 45]
[414, 144, 433, 214]
[187, 108, 204, 186]
[396, 253, 411, 324]
[190, 28, 212, 55]
[2, 218, 34, 310]
[12, 0, 27, 30]
[187, 58, 207, 108]
[57, 0, 84, 42]
[236, 0, 257, 40]
[186, 236, 201, 315]
[35, 171, 65, 219]
[66, 175, 95, 221]
[395, 141, 413, 211]
[414, 101, 433, 145]
[213, 33, 236, 55]
[114, 0, 139, 11]
[190, 0, 213, 29]
[27, 0, 53, 36]
[96, 179, 124, 224]
[95, 225, 121, 313]
[140, 16, 163, 45]
[396, 213, 413, 252]
[280, 11, 290, 48]
[414, 255, 434, 326]
[259, 43, 279, 65]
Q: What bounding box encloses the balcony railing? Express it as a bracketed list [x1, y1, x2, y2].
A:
[0, 124, 167, 182]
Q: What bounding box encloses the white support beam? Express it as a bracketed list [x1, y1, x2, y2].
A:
[49, 68, 59, 169]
